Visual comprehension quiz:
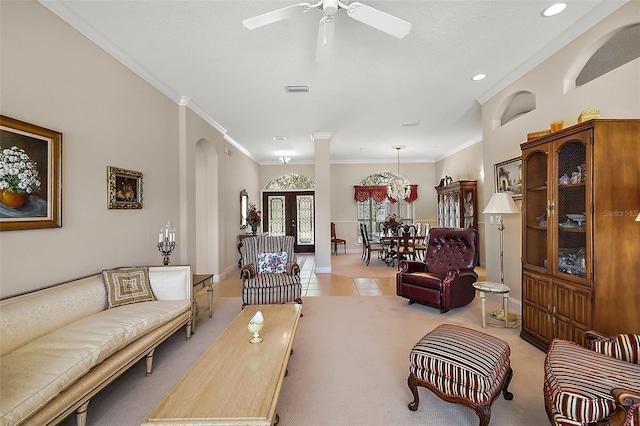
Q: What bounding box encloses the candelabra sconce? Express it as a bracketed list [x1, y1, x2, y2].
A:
[157, 220, 176, 266]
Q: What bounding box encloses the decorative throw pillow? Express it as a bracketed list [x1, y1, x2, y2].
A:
[257, 252, 288, 274]
[590, 333, 640, 364]
[102, 267, 155, 309]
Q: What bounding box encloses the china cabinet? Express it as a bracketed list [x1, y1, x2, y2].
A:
[435, 180, 478, 230]
[520, 119, 640, 351]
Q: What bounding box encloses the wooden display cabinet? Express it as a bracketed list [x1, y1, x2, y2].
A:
[520, 119, 640, 351]
[435, 180, 478, 230]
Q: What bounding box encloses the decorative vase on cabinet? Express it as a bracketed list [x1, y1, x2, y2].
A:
[520, 119, 640, 351]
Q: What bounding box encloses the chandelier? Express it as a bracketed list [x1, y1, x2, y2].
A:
[387, 145, 411, 201]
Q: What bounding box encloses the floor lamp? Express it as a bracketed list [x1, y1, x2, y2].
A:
[482, 192, 520, 322]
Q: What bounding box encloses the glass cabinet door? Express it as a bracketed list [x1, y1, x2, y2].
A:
[552, 131, 590, 282]
[523, 148, 550, 272]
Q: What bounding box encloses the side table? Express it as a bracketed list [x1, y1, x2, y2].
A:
[192, 274, 214, 333]
[472, 281, 510, 328]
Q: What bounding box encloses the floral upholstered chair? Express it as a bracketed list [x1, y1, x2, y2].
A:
[544, 331, 640, 426]
[239, 235, 302, 308]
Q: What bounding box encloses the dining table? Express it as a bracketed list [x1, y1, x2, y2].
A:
[379, 234, 425, 267]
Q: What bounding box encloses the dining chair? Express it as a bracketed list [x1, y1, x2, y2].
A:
[394, 224, 417, 267]
[414, 222, 430, 260]
[331, 222, 346, 255]
[359, 223, 367, 261]
[362, 223, 385, 266]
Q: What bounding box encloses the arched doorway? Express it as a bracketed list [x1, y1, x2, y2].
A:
[195, 139, 219, 274]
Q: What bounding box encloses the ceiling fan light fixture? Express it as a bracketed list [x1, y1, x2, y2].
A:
[284, 85, 311, 93]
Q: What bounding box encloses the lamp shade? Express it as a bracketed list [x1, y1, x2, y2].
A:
[483, 193, 520, 215]
[636, 212, 640, 221]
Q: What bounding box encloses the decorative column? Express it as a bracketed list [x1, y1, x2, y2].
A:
[313, 132, 332, 273]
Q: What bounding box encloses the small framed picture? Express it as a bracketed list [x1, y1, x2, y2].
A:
[107, 166, 143, 209]
[1, 115, 62, 231]
[494, 157, 522, 200]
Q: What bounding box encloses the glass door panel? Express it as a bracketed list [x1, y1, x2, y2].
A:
[553, 135, 587, 280]
[295, 194, 314, 249]
[523, 149, 549, 270]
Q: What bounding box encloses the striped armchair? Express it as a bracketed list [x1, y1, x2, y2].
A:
[544, 331, 640, 426]
[239, 235, 302, 308]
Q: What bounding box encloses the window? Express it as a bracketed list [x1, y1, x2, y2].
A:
[265, 173, 314, 190]
[356, 172, 414, 240]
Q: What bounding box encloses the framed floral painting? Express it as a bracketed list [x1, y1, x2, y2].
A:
[494, 156, 522, 200]
[0, 116, 62, 231]
[107, 166, 143, 209]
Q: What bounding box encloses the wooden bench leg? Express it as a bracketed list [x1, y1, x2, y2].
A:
[76, 401, 89, 426]
[146, 348, 155, 376]
[407, 374, 420, 411]
[502, 367, 514, 400]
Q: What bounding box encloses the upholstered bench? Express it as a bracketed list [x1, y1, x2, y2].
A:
[407, 324, 513, 426]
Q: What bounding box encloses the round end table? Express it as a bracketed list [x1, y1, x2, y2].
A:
[472, 281, 511, 328]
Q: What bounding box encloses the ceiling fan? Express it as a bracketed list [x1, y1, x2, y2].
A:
[242, 0, 412, 61]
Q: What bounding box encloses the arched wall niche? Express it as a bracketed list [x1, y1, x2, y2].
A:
[496, 90, 536, 127]
[564, 23, 640, 93]
[576, 23, 640, 87]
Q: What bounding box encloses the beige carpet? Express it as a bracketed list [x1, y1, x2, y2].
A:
[60, 295, 547, 426]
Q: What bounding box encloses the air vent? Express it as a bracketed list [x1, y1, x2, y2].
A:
[285, 85, 311, 93]
[400, 122, 420, 127]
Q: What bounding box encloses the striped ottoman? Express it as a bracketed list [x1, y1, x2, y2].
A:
[407, 324, 513, 426]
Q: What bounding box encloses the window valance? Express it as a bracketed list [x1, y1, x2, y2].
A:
[353, 185, 419, 204]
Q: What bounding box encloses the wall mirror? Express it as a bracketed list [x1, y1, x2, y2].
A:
[240, 189, 248, 229]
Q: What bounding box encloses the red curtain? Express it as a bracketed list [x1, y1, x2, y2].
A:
[353, 185, 419, 204]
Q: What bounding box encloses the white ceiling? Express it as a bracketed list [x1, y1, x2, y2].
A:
[40, 0, 626, 164]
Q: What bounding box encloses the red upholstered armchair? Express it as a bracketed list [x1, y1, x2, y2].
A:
[396, 228, 478, 313]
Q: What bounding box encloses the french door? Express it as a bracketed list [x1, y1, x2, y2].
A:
[263, 191, 315, 253]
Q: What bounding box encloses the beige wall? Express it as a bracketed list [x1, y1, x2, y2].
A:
[481, 1, 640, 307]
[435, 141, 486, 265]
[0, 1, 181, 296]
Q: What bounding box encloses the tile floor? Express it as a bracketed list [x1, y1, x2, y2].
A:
[209, 253, 486, 298]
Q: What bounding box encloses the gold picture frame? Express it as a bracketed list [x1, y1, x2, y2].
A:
[0, 115, 62, 231]
[494, 156, 522, 200]
[107, 166, 143, 209]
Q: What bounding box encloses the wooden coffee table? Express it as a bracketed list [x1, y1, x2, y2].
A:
[143, 303, 302, 426]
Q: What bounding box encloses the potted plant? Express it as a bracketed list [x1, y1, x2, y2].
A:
[246, 203, 261, 235]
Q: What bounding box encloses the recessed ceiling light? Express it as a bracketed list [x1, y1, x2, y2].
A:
[273, 136, 286, 141]
[472, 73, 487, 81]
[284, 85, 310, 93]
[542, 3, 567, 17]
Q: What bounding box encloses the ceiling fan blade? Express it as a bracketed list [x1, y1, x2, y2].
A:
[243, 3, 311, 30]
[316, 16, 335, 62]
[346, 2, 412, 39]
